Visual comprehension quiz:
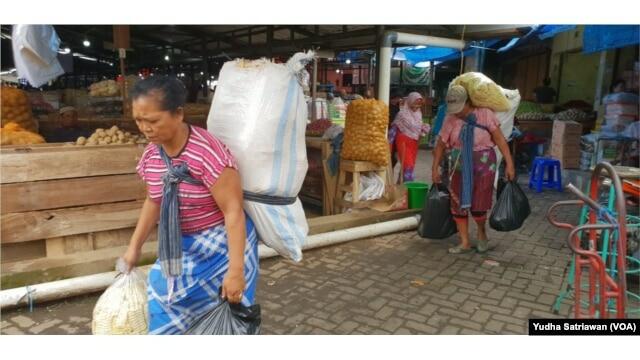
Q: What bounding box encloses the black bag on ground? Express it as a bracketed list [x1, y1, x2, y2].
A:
[186, 301, 261, 335]
[417, 183, 458, 239]
[489, 180, 531, 232]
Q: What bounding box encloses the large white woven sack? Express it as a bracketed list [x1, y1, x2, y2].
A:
[494, 88, 521, 187]
[207, 52, 313, 261]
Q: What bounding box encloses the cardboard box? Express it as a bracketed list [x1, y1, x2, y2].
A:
[552, 144, 580, 152]
[552, 136, 581, 147]
[553, 120, 583, 137]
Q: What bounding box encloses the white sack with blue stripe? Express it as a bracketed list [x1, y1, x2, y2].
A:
[207, 52, 313, 262]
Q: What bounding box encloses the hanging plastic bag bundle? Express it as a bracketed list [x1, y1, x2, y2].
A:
[417, 184, 458, 239]
[11, 25, 65, 88]
[92, 259, 148, 335]
[186, 301, 261, 335]
[207, 52, 313, 262]
[489, 179, 531, 232]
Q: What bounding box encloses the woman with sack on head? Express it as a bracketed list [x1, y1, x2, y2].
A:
[388, 92, 431, 182]
[121, 76, 259, 334]
[431, 85, 516, 254]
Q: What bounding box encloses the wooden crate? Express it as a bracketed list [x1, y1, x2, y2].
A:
[301, 137, 335, 216]
[0, 143, 153, 288]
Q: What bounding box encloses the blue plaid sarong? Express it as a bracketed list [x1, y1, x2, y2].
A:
[147, 215, 259, 335]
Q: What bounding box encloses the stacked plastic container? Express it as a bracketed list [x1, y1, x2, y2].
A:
[601, 92, 639, 135]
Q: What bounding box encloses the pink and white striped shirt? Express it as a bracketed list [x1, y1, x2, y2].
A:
[136, 125, 238, 234]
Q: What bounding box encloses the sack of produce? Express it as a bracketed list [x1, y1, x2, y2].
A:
[0, 122, 45, 146]
[489, 180, 531, 232]
[186, 301, 261, 335]
[207, 52, 313, 261]
[1, 87, 38, 132]
[305, 119, 333, 137]
[451, 72, 510, 112]
[490, 88, 520, 188]
[89, 79, 120, 97]
[417, 184, 458, 239]
[341, 99, 389, 166]
[92, 259, 148, 335]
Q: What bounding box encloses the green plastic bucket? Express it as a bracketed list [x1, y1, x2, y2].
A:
[404, 181, 430, 209]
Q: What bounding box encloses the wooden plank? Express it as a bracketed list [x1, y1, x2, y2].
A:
[0, 143, 141, 153]
[1, 241, 158, 290]
[0, 145, 145, 184]
[92, 227, 157, 250]
[1, 240, 46, 263]
[307, 209, 419, 235]
[45, 238, 66, 257]
[306, 136, 325, 149]
[1, 200, 144, 244]
[322, 159, 337, 216]
[1, 211, 420, 289]
[64, 234, 94, 254]
[1, 174, 146, 214]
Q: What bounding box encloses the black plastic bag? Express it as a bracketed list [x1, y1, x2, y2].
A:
[489, 180, 531, 232]
[186, 301, 261, 335]
[496, 177, 507, 200]
[417, 183, 458, 239]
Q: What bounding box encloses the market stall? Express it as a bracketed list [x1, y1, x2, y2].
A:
[0, 142, 157, 288]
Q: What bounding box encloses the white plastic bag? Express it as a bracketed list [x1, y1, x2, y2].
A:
[344, 172, 385, 202]
[207, 52, 313, 261]
[11, 25, 65, 88]
[359, 173, 385, 201]
[92, 259, 148, 335]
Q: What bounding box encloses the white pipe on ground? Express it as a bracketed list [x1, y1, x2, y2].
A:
[377, 31, 466, 104]
[0, 215, 420, 310]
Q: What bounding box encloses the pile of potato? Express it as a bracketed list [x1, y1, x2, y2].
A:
[1, 86, 38, 132]
[89, 80, 120, 97]
[76, 125, 147, 146]
[341, 99, 389, 166]
[1, 122, 46, 146]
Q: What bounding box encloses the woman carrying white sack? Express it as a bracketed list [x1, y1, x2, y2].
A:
[122, 76, 259, 334]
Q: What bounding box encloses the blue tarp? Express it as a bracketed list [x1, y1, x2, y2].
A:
[537, 25, 576, 40]
[583, 25, 640, 54]
[497, 25, 575, 53]
[396, 39, 502, 65]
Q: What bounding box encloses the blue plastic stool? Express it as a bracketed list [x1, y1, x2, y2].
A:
[528, 157, 563, 193]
